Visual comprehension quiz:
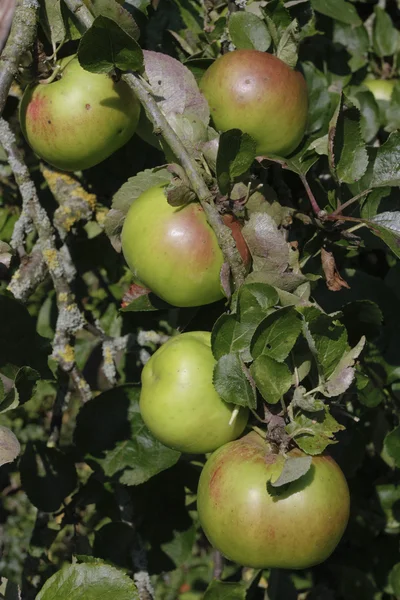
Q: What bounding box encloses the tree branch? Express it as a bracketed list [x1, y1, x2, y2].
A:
[62, 0, 246, 293]
[0, 0, 39, 116]
[0, 118, 92, 404]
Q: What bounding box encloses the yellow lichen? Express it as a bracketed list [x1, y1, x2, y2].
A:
[43, 248, 59, 271]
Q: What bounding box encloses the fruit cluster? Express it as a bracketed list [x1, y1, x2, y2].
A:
[19, 48, 350, 571]
[140, 331, 350, 570]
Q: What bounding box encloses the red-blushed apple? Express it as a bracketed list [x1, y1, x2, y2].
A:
[121, 185, 250, 307]
[200, 49, 308, 157]
[140, 331, 249, 453]
[197, 431, 350, 569]
[19, 55, 140, 171]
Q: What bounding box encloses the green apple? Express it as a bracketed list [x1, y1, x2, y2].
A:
[121, 185, 250, 307]
[200, 49, 308, 157]
[364, 78, 396, 102]
[20, 55, 140, 171]
[197, 431, 350, 569]
[140, 331, 249, 454]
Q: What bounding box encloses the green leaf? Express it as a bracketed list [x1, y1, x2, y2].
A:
[300, 307, 349, 380]
[310, 0, 361, 26]
[20, 442, 77, 512]
[211, 283, 278, 362]
[302, 62, 331, 134]
[250, 355, 292, 404]
[216, 130, 256, 195]
[228, 12, 271, 52]
[78, 15, 143, 74]
[203, 580, 247, 600]
[333, 22, 369, 72]
[74, 386, 180, 485]
[373, 7, 399, 58]
[369, 132, 400, 188]
[40, 0, 66, 45]
[376, 484, 400, 534]
[286, 407, 345, 454]
[276, 19, 300, 69]
[90, 0, 140, 40]
[213, 354, 257, 409]
[330, 96, 368, 184]
[161, 525, 197, 567]
[350, 90, 380, 143]
[292, 386, 325, 412]
[367, 211, 400, 258]
[270, 455, 312, 487]
[251, 306, 302, 362]
[384, 425, 400, 468]
[322, 336, 365, 397]
[35, 563, 139, 600]
[389, 563, 400, 596]
[0, 426, 20, 467]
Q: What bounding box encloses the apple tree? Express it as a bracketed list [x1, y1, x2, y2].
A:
[0, 0, 400, 599]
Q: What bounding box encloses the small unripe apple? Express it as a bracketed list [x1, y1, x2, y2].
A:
[140, 331, 249, 453]
[197, 431, 350, 569]
[363, 78, 395, 102]
[20, 55, 140, 171]
[121, 185, 250, 307]
[200, 49, 308, 157]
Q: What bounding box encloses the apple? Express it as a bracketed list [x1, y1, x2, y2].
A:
[140, 331, 249, 454]
[197, 431, 350, 569]
[200, 49, 308, 157]
[19, 55, 140, 171]
[121, 185, 250, 307]
[363, 78, 396, 102]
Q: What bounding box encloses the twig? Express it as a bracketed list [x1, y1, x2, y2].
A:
[299, 173, 322, 215]
[213, 550, 224, 579]
[330, 189, 371, 217]
[0, 0, 39, 116]
[7, 241, 48, 302]
[0, 118, 92, 404]
[62, 0, 246, 294]
[47, 367, 70, 447]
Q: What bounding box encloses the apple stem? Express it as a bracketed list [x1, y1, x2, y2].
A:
[39, 63, 61, 85]
[229, 407, 240, 426]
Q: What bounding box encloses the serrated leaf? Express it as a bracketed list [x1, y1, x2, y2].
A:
[367, 131, 400, 188]
[384, 426, 400, 468]
[300, 307, 349, 381]
[40, 0, 65, 45]
[330, 96, 368, 184]
[311, 0, 361, 26]
[213, 354, 257, 409]
[20, 442, 77, 512]
[203, 580, 247, 600]
[302, 62, 331, 134]
[242, 212, 306, 292]
[212, 283, 278, 361]
[270, 454, 312, 487]
[322, 336, 365, 397]
[90, 0, 140, 41]
[286, 407, 345, 454]
[78, 15, 143, 73]
[36, 563, 139, 600]
[250, 355, 292, 404]
[373, 6, 399, 58]
[228, 12, 271, 52]
[74, 386, 180, 485]
[0, 426, 20, 466]
[367, 211, 400, 258]
[251, 306, 302, 362]
[276, 19, 299, 69]
[216, 130, 256, 195]
[121, 283, 168, 312]
[350, 90, 380, 143]
[333, 21, 369, 73]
